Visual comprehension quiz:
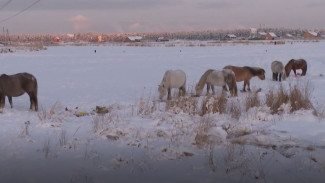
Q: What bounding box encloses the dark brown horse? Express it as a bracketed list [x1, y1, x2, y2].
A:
[0, 72, 38, 111]
[223, 65, 265, 92]
[285, 59, 307, 77]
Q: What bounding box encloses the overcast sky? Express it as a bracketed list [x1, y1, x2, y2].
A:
[0, 0, 324, 34]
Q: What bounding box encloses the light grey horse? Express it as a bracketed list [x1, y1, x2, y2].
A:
[271, 61, 286, 82]
[158, 70, 186, 100]
[195, 69, 237, 96]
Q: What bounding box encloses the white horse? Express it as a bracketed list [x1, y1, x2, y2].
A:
[158, 70, 186, 100]
[195, 69, 237, 97]
[271, 61, 286, 81]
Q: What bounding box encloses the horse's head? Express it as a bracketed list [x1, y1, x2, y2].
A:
[285, 59, 294, 76]
[158, 84, 167, 100]
[195, 83, 203, 96]
[258, 69, 266, 80]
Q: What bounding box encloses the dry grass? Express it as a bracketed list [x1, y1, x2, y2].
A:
[200, 93, 227, 116]
[288, 82, 313, 112]
[193, 116, 216, 148]
[37, 102, 64, 124]
[165, 96, 198, 115]
[265, 86, 289, 114]
[245, 92, 260, 112]
[92, 112, 118, 133]
[228, 100, 242, 120]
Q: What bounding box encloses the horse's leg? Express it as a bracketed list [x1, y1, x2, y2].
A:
[182, 86, 186, 96]
[302, 67, 307, 76]
[247, 80, 251, 91]
[293, 68, 297, 77]
[0, 95, 5, 108]
[273, 72, 277, 81]
[279, 73, 282, 82]
[223, 85, 228, 91]
[33, 93, 38, 111]
[206, 84, 210, 95]
[167, 88, 171, 100]
[29, 94, 33, 110]
[211, 85, 215, 95]
[242, 81, 247, 92]
[8, 96, 13, 108]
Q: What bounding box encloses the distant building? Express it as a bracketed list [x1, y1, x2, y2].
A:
[302, 31, 318, 38]
[125, 36, 143, 42]
[98, 35, 102, 42]
[53, 36, 60, 42]
[266, 32, 277, 40]
[156, 37, 169, 42]
[284, 33, 294, 39]
[225, 34, 237, 40]
[257, 32, 267, 39]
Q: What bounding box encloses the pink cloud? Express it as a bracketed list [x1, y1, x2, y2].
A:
[68, 15, 90, 31]
[129, 22, 140, 30]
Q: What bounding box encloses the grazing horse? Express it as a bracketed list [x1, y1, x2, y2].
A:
[271, 61, 286, 81]
[158, 70, 186, 100]
[195, 69, 237, 97]
[223, 65, 265, 92]
[0, 72, 38, 111]
[285, 59, 307, 77]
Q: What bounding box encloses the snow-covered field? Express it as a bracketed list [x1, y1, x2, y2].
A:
[1, 41, 325, 182]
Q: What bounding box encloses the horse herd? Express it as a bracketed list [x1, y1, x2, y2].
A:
[0, 59, 307, 111]
[158, 59, 308, 100]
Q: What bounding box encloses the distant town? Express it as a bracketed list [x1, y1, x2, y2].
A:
[1, 28, 324, 46]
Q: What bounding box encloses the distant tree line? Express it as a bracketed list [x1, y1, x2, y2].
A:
[0, 28, 324, 45]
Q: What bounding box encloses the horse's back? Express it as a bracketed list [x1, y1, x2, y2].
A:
[271, 61, 284, 73]
[0, 72, 37, 96]
[223, 65, 246, 81]
[207, 70, 225, 85]
[163, 70, 186, 88]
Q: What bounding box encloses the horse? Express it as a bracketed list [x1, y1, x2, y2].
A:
[0, 72, 38, 111]
[271, 61, 286, 81]
[195, 69, 237, 97]
[158, 70, 186, 100]
[285, 59, 307, 77]
[223, 65, 265, 92]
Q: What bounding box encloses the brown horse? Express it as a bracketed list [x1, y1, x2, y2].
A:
[223, 65, 265, 92]
[285, 59, 307, 77]
[0, 72, 38, 111]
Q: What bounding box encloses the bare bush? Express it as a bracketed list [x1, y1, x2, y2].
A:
[165, 96, 198, 115]
[245, 92, 260, 112]
[37, 102, 64, 124]
[265, 86, 289, 114]
[228, 100, 242, 120]
[194, 116, 216, 148]
[138, 100, 158, 115]
[59, 130, 67, 147]
[200, 93, 227, 116]
[18, 121, 31, 138]
[92, 112, 119, 133]
[288, 82, 314, 112]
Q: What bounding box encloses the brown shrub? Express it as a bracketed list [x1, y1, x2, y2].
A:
[165, 96, 198, 115]
[245, 92, 260, 111]
[265, 86, 289, 114]
[200, 93, 227, 116]
[288, 82, 313, 112]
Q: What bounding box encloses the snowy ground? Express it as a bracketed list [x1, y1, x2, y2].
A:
[1, 41, 325, 182]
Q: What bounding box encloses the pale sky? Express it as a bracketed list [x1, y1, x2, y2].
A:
[0, 0, 324, 34]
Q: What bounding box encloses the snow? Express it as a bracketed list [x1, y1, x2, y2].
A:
[1, 41, 325, 182]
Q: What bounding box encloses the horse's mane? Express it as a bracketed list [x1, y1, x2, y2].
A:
[243, 66, 265, 76]
[197, 69, 214, 88]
